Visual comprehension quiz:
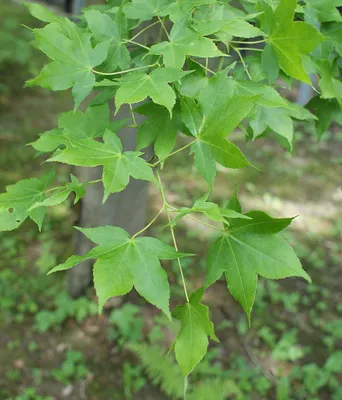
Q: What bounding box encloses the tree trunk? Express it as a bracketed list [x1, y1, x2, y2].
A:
[67, 106, 150, 297]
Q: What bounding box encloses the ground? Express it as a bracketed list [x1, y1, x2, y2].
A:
[0, 2, 342, 400]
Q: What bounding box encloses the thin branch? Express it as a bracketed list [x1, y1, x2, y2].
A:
[236, 47, 263, 52]
[124, 39, 150, 51]
[230, 39, 266, 45]
[158, 16, 170, 40]
[157, 171, 189, 303]
[231, 45, 252, 81]
[150, 140, 196, 168]
[129, 104, 138, 127]
[168, 206, 225, 232]
[190, 59, 216, 75]
[131, 20, 161, 41]
[92, 63, 158, 76]
[132, 207, 164, 239]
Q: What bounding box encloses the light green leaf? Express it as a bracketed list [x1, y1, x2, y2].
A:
[262, 44, 279, 84]
[29, 175, 87, 210]
[229, 211, 295, 234]
[115, 68, 190, 115]
[49, 226, 191, 316]
[135, 102, 180, 160]
[234, 80, 288, 108]
[268, 0, 325, 83]
[199, 136, 250, 169]
[190, 141, 217, 187]
[173, 288, 218, 376]
[85, 9, 130, 72]
[0, 171, 55, 231]
[46, 129, 154, 201]
[28, 22, 110, 108]
[150, 22, 223, 69]
[198, 72, 259, 137]
[181, 97, 203, 137]
[205, 231, 310, 323]
[25, 2, 62, 23]
[123, 0, 169, 21]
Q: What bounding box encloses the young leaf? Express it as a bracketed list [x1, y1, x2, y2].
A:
[190, 141, 217, 187]
[229, 211, 295, 234]
[44, 129, 154, 201]
[268, 0, 325, 83]
[123, 0, 169, 21]
[199, 136, 250, 169]
[84, 9, 130, 72]
[198, 72, 259, 138]
[135, 102, 181, 160]
[150, 21, 223, 69]
[29, 175, 87, 210]
[49, 226, 192, 317]
[0, 170, 55, 232]
[173, 288, 218, 376]
[115, 68, 190, 115]
[31, 104, 126, 153]
[27, 22, 110, 108]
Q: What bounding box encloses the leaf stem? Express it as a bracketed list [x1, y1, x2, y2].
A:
[92, 63, 158, 76]
[130, 20, 161, 41]
[124, 39, 150, 51]
[231, 45, 252, 81]
[168, 205, 225, 232]
[132, 207, 164, 239]
[158, 16, 170, 40]
[129, 104, 137, 127]
[235, 47, 263, 52]
[190, 59, 216, 75]
[230, 39, 266, 45]
[157, 170, 189, 303]
[150, 140, 196, 168]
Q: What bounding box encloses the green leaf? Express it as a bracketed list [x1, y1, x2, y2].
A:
[172, 197, 249, 226]
[135, 102, 180, 160]
[199, 136, 250, 169]
[306, 96, 341, 138]
[205, 232, 310, 323]
[180, 97, 203, 137]
[85, 9, 130, 72]
[115, 68, 190, 115]
[249, 106, 294, 149]
[25, 2, 62, 23]
[304, 0, 342, 23]
[123, 0, 169, 21]
[198, 72, 259, 138]
[29, 175, 87, 210]
[173, 288, 218, 376]
[234, 80, 288, 108]
[229, 211, 295, 234]
[49, 226, 192, 316]
[268, 0, 325, 83]
[28, 22, 110, 108]
[262, 44, 279, 84]
[150, 22, 223, 69]
[190, 140, 217, 187]
[0, 170, 55, 231]
[225, 187, 242, 213]
[46, 129, 154, 201]
[31, 104, 120, 152]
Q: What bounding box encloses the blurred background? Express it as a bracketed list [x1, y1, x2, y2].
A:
[0, 1, 341, 399]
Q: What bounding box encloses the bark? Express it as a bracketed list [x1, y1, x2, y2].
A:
[67, 106, 151, 297]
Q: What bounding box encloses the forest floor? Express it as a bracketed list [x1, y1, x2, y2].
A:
[0, 2, 342, 400]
